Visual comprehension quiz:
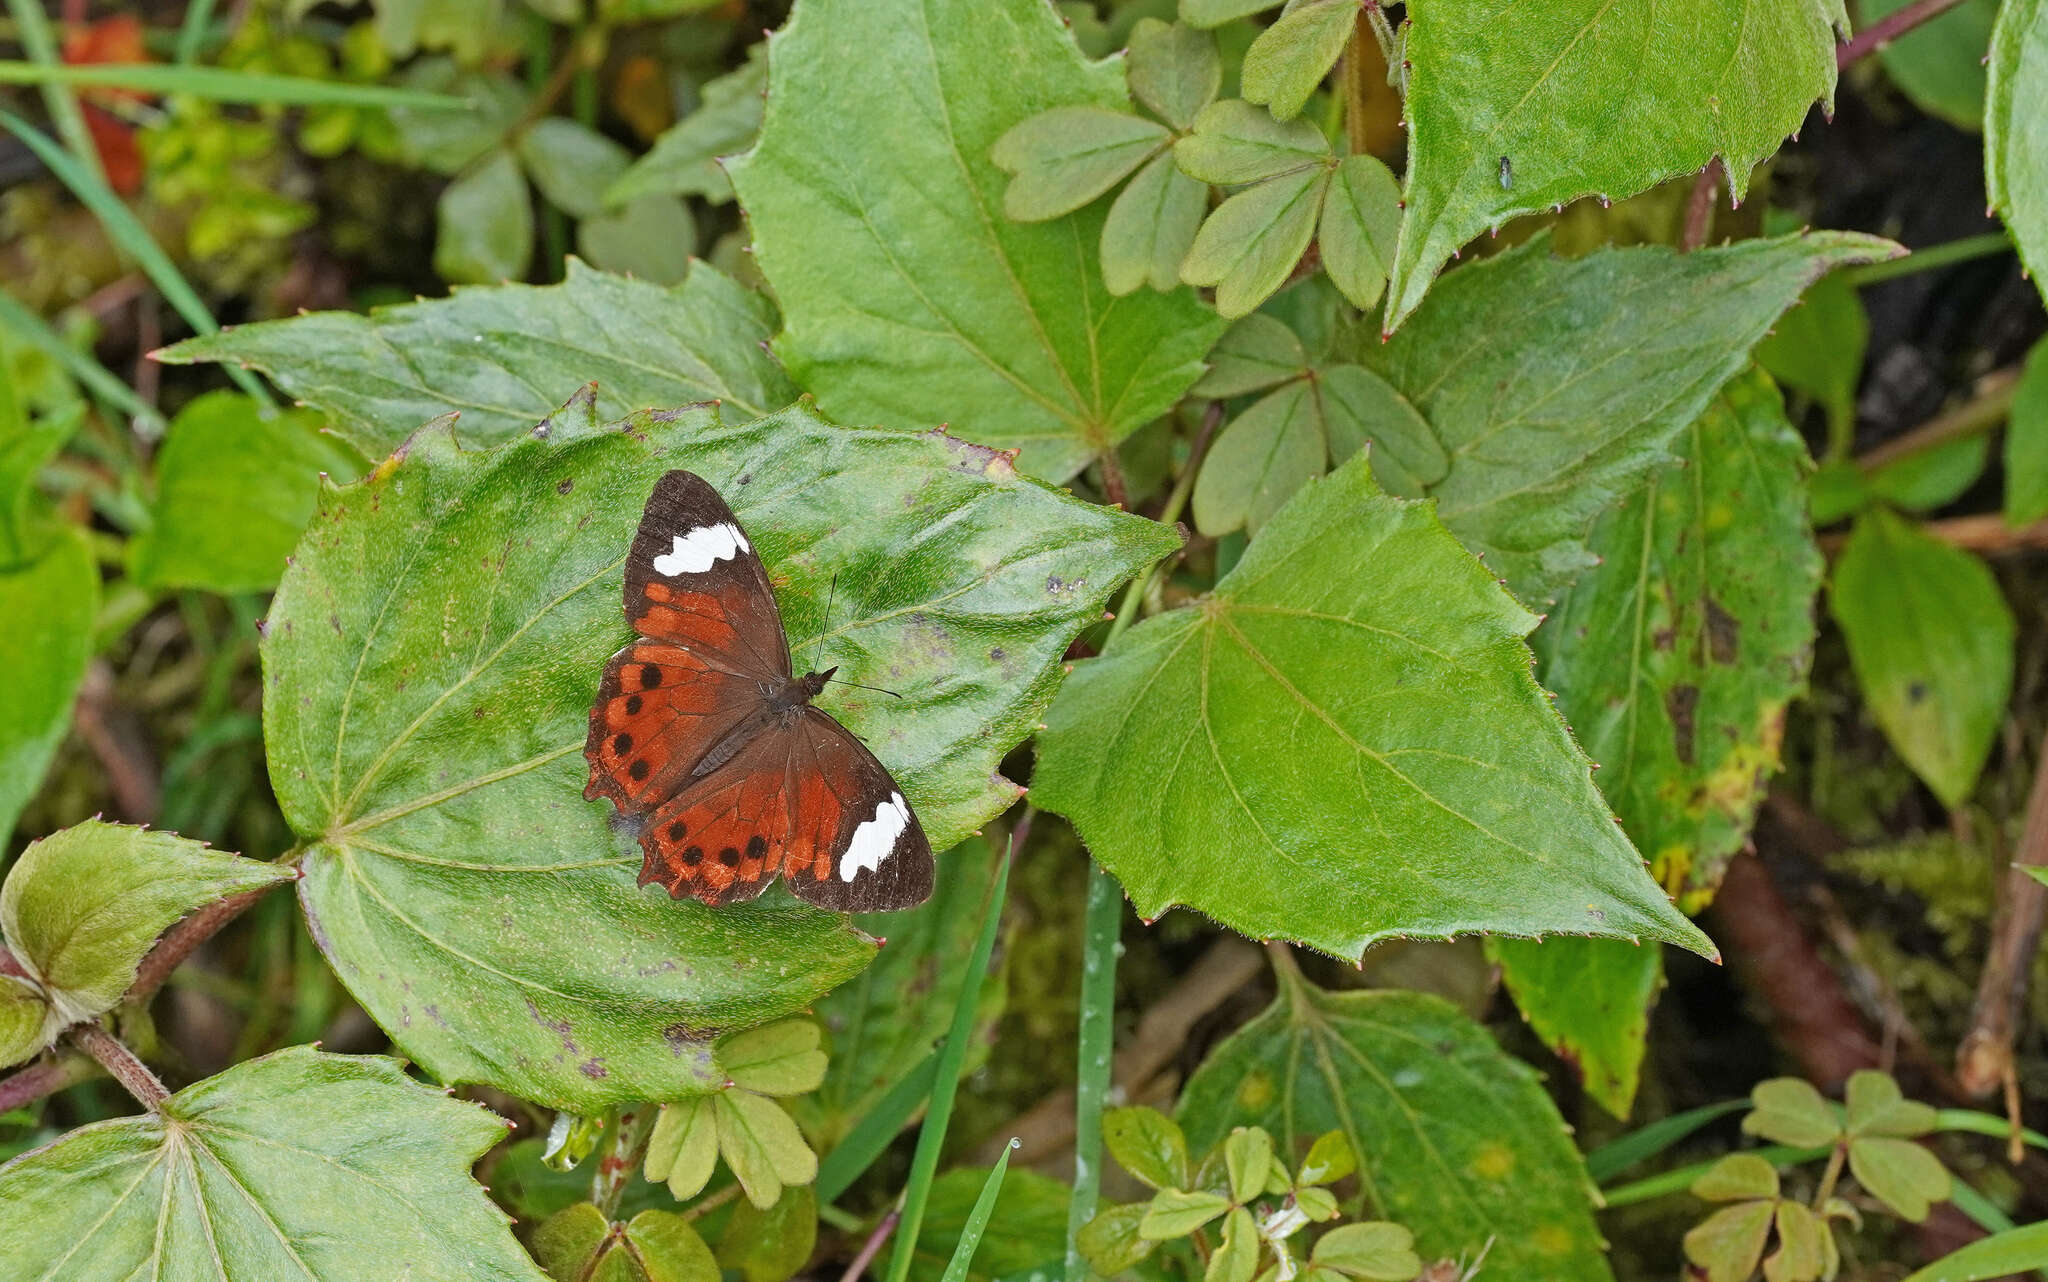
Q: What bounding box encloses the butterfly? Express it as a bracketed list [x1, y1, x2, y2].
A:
[584, 470, 935, 912]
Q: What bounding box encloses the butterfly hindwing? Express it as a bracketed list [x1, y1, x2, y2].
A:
[782, 710, 935, 914]
[624, 470, 789, 680]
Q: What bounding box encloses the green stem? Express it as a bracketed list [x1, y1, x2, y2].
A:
[1809, 1143, 1846, 1211]
[3, 0, 106, 189]
[174, 0, 220, 65]
[1842, 232, 2012, 287]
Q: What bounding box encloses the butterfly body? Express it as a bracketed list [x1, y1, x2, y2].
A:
[584, 471, 935, 912]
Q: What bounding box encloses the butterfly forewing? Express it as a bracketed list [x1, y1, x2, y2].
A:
[586, 468, 937, 913]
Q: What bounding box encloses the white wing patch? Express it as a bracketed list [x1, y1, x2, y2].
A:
[651, 523, 750, 576]
[839, 792, 910, 882]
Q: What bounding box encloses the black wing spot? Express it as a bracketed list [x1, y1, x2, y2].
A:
[668, 821, 687, 841]
[613, 733, 633, 755]
[745, 835, 766, 858]
[624, 694, 643, 715]
[681, 846, 703, 866]
[641, 665, 664, 689]
[629, 760, 650, 782]
[718, 847, 740, 867]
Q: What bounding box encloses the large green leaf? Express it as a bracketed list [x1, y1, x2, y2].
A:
[1034, 451, 1711, 961]
[1354, 232, 1896, 605]
[2007, 337, 2048, 526]
[0, 527, 92, 847]
[1495, 372, 1819, 1118]
[269, 397, 1174, 1109]
[156, 260, 795, 457]
[0, 1046, 546, 1282]
[129, 391, 368, 595]
[1830, 508, 2015, 807]
[1987, 0, 2048, 307]
[727, 0, 1225, 482]
[1, 820, 293, 1051]
[1177, 961, 1611, 1282]
[1385, 0, 1849, 327]
[789, 839, 1006, 1151]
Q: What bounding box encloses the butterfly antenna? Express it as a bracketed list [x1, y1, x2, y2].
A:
[826, 676, 904, 700]
[813, 572, 838, 673]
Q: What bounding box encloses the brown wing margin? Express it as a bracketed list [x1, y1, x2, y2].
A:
[780, 709, 935, 914]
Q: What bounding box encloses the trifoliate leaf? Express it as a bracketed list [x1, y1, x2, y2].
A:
[1103, 1106, 1191, 1190]
[1223, 1127, 1273, 1204]
[1844, 1069, 1937, 1138]
[1, 821, 293, 1039]
[718, 1019, 827, 1097]
[1296, 1130, 1356, 1186]
[1103, 150, 1210, 295]
[1191, 379, 1327, 534]
[1175, 99, 1330, 185]
[716, 1185, 817, 1282]
[730, 0, 1224, 481]
[1183, 167, 1332, 317]
[1078, 1203, 1157, 1273]
[1830, 508, 2016, 807]
[1240, 0, 1357, 120]
[991, 107, 1172, 221]
[1766, 1201, 1827, 1282]
[0, 1047, 545, 1282]
[1318, 155, 1401, 310]
[1207, 1206, 1260, 1282]
[1743, 1078, 1843, 1148]
[1036, 453, 1713, 960]
[1128, 19, 1222, 130]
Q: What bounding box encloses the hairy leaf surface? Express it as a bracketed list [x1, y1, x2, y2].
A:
[268, 398, 1172, 1107]
[0, 528, 92, 847]
[1035, 452, 1711, 961]
[728, 0, 1225, 481]
[0, 1048, 544, 1282]
[1387, 0, 1849, 326]
[158, 261, 794, 456]
[1355, 233, 1895, 604]
[1177, 965, 1611, 1281]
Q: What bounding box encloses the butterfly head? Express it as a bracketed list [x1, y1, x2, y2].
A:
[794, 667, 836, 703]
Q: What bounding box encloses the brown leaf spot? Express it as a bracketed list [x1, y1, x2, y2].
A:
[1667, 684, 1701, 766]
[1704, 596, 1740, 665]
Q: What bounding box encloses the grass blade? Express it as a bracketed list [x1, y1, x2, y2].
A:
[1599, 1144, 1830, 1207]
[0, 291, 163, 434]
[1936, 1108, 2048, 1152]
[175, 0, 219, 65]
[881, 839, 1011, 1282]
[816, 1047, 940, 1204]
[0, 108, 269, 406]
[1584, 1099, 1747, 1183]
[0, 63, 476, 109]
[940, 1140, 1016, 1282]
[2, 0, 105, 189]
[1063, 862, 1121, 1282]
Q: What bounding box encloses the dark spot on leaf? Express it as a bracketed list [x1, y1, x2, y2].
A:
[1652, 627, 1675, 652]
[1704, 596, 1740, 664]
[1667, 684, 1701, 765]
[1908, 681, 1928, 703]
[990, 646, 1005, 661]
[668, 821, 687, 841]
[624, 694, 643, 715]
[746, 835, 766, 858]
[630, 760, 650, 781]
[642, 665, 663, 689]
[681, 846, 703, 866]
[613, 733, 633, 755]
[579, 1059, 607, 1079]
[718, 847, 739, 866]
[557, 477, 574, 494]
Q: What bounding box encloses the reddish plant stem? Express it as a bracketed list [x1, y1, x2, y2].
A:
[0, 946, 33, 984]
[69, 1023, 168, 1109]
[0, 1055, 96, 1114]
[591, 1106, 654, 1219]
[1856, 367, 2021, 473]
[1955, 738, 2048, 1106]
[1838, 0, 1970, 68]
[1097, 448, 1130, 511]
[1681, 159, 1723, 251]
[839, 1208, 899, 1282]
[128, 883, 285, 1001]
